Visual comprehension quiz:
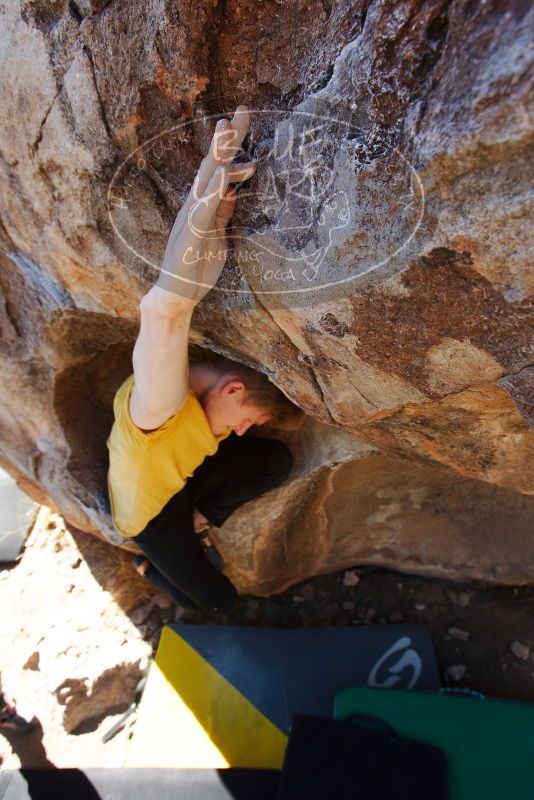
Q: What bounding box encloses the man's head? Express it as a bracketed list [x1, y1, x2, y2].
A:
[201, 378, 272, 437]
[195, 355, 305, 437]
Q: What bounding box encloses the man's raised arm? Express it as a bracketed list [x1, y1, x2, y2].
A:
[129, 105, 257, 432]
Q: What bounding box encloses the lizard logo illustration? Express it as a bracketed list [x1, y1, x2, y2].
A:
[238, 189, 350, 286]
[300, 192, 350, 281]
[106, 103, 425, 304]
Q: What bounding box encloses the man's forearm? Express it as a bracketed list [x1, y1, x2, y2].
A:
[154, 214, 199, 305]
[144, 281, 198, 319]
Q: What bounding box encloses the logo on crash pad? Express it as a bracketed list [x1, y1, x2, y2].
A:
[368, 636, 422, 690]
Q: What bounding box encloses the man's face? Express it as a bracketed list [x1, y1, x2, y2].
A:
[201, 379, 273, 437]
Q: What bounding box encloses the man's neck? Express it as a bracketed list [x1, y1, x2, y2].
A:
[188, 361, 219, 405]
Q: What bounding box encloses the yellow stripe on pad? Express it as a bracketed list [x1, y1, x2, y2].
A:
[126, 626, 288, 768]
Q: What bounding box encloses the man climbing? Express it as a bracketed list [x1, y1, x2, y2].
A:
[106, 104, 303, 617]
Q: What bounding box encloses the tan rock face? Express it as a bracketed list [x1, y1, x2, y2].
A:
[0, 1, 532, 589]
[219, 442, 534, 595]
[217, 417, 534, 594]
[358, 380, 534, 496]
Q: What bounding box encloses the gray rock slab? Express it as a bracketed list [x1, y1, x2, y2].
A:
[0, 468, 39, 562]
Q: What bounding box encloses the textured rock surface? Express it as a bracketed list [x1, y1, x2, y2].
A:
[218, 419, 534, 594]
[0, 0, 532, 590]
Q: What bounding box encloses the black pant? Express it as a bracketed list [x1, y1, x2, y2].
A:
[133, 436, 293, 615]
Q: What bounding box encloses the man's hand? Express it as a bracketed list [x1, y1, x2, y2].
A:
[153, 104, 256, 309]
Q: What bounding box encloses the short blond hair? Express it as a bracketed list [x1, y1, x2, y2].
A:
[211, 355, 305, 430]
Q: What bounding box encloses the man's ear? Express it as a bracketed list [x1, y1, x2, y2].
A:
[220, 379, 246, 397]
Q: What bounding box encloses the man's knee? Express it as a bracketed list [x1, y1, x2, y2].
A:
[262, 439, 294, 486]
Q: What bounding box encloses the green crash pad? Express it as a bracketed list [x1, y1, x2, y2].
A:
[335, 687, 534, 800]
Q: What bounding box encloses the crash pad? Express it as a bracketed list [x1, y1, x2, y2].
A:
[334, 687, 534, 800]
[126, 623, 439, 769]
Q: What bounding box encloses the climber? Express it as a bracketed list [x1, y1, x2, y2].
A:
[106, 104, 304, 618]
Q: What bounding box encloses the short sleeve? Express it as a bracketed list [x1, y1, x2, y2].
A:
[112, 373, 192, 447]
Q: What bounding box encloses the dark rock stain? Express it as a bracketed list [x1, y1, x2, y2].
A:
[360, 404, 500, 474]
[319, 312, 348, 338]
[346, 247, 533, 398]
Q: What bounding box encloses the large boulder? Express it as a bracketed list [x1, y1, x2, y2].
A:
[218, 418, 534, 594]
[0, 0, 532, 591]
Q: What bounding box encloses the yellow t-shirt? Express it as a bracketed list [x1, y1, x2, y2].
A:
[106, 347, 230, 538]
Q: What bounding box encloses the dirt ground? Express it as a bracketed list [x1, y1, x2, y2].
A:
[1, 509, 533, 768]
[229, 568, 534, 703]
